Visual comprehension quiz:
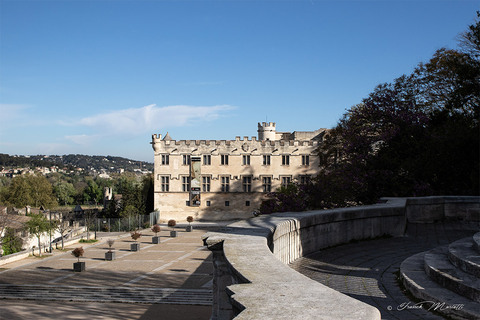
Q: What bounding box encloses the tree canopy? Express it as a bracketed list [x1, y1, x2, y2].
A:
[24, 213, 54, 256]
[0, 174, 58, 209]
[263, 12, 479, 211]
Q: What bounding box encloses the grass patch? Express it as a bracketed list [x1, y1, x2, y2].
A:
[79, 239, 98, 243]
[29, 254, 53, 259]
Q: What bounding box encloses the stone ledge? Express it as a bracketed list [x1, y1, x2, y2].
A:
[202, 196, 479, 319]
[448, 235, 480, 278]
[404, 196, 480, 223]
[401, 252, 480, 320]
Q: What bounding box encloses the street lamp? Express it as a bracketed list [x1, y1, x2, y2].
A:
[49, 211, 53, 253]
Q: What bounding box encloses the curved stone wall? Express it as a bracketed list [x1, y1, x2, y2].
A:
[202, 196, 479, 319]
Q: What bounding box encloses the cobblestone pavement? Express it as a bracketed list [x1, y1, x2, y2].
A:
[289, 221, 479, 320]
[0, 226, 219, 320]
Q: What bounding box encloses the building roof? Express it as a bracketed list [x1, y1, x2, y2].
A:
[163, 132, 172, 141]
[0, 213, 31, 230]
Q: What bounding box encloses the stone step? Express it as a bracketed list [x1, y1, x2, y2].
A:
[473, 232, 480, 252]
[449, 237, 480, 278]
[400, 252, 480, 320]
[424, 246, 480, 302]
[0, 284, 212, 305]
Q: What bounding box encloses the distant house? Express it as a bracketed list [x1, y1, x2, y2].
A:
[73, 205, 84, 219]
[0, 212, 30, 255]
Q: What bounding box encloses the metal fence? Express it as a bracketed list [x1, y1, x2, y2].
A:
[88, 215, 151, 232]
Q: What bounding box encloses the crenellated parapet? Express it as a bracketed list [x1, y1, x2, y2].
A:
[151, 123, 325, 225]
[151, 134, 319, 155]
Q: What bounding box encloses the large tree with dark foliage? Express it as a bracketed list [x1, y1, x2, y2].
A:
[318, 13, 479, 206]
[262, 13, 479, 211]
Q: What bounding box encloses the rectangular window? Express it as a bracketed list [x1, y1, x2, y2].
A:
[182, 176, 190, 192]
[182, 155, 191, 165]
[302, 155, 310, 166]
[160, 176, 169, 192]
[300, 175, 311, 185]
[161, 155, 169, 165]
[186, 200, 190, 206]
[202, 176, 211, 192]
[243, 176, 252, 193]
[221, 154, 229, 165]
[225, 201, 230, 207]
[242, 155, 250, 165]
[246, 201, 250, 207]
[206, 200, 211, 207]
[282, 155, 290, 166]
[221, 176, 230, 192]
[281, 176, 292, 188]
[262, 176, 272, 193]
[263, 155, 271, 165]
[203, 155, 211, 165]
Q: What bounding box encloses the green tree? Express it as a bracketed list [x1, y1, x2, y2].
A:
[83, 179, 102, 205]
[1, 227, 23, 255]
[121, 204, 138, 218]
[141, 174, 154, 214]
[55, 212, 73, 250]
[313, 15, 479, 206]
[1, 174, 58, 209]
[54, 182, 76, 206]
[104, 196, 120, 218]
[24, 213, 52, 256]
[114, 176, 145, 216]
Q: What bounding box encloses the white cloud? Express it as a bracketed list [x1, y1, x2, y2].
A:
[64, 134, 98, 146]
[77, 104, 235, 135]
[0, 104, 30, 123]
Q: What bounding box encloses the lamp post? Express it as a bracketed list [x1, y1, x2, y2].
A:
[48, 210, 52, 253]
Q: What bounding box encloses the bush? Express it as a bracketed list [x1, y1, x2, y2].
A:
[151, 224, 161, 235]
[71, 247, 84, 262]
[131, 231, 141, 242]
[107, 239, 115, 251]
[79, 239, 98, 243]
[168, 219, 176, 229]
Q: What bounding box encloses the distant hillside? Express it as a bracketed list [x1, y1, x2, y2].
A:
[0, 154, 153, 173]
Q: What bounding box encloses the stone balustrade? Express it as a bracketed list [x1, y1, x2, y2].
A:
[202, 196, 479, 320]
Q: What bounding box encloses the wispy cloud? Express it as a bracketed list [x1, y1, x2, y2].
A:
[64, 134, 99, 146]
[76, 104, 235, 136]
[1, 103, 236, 158]
[0, 104, 31, 122]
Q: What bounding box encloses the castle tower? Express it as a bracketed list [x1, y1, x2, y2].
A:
[103, 187, 113, 209]
[257, 122, 276, 140]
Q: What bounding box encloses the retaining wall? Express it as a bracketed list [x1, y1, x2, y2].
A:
[202, 196, 479, 320]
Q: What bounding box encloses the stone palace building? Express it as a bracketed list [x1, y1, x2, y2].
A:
[151, 122, 327, 221]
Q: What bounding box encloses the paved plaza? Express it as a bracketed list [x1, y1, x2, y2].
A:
[0, 226, 216, 320]
[290, 221, 479, 320]
[0, 220, 478, 319]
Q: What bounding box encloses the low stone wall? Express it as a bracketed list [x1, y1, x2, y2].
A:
[202, 196, 479, 320]
[0, 233, 86, 267]
[402, 196, 480, 222]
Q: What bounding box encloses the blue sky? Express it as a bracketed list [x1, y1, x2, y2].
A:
[1, 0, 478, 162]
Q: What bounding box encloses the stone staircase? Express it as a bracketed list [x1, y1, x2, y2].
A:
[400, 232, 480, 320]
[0, 284, 212, 305]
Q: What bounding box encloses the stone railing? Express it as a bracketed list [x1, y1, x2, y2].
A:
[202, 196, 479, 320]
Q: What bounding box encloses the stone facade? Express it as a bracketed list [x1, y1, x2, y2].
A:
[151, 122, 327, 221]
